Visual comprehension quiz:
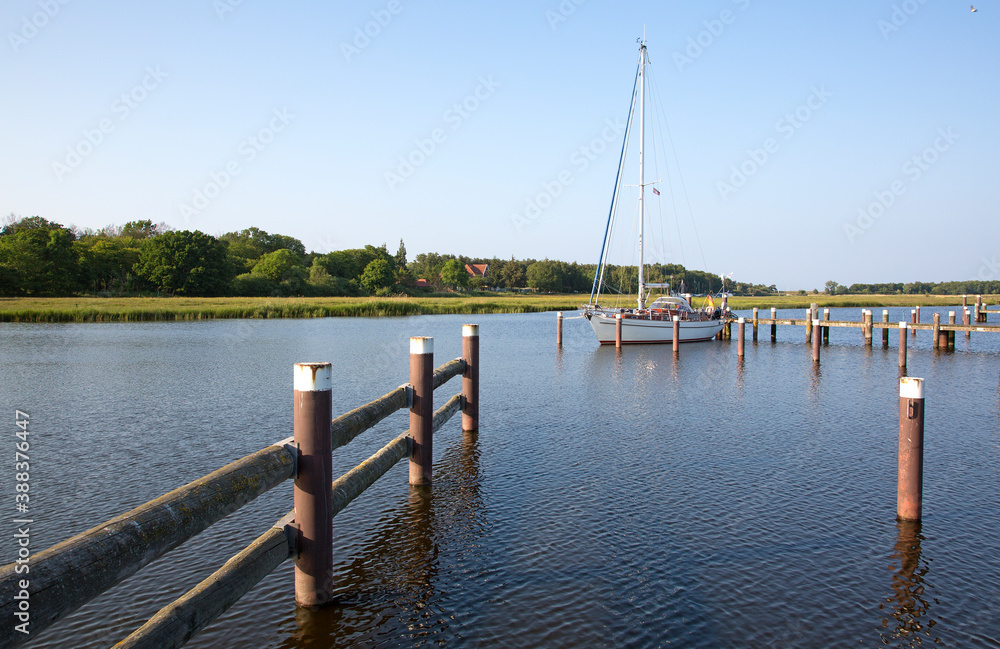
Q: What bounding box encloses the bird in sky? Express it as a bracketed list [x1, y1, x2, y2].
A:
[971, 5, 977, 11]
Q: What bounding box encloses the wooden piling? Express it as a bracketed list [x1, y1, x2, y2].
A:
[738, 317, 745, 357]
[752, 307, 758, 342]
[823, 308, 830, 344]
[897, 377, 925, 522]
[898, 322, 907, 368]
[409, 337, 434, 485]
[615, 313, 622, 348]
[863, 310, 873, 346]
[932, 313, 941, 349]
[977, 295, 984, 322]
[974, 302, 980, 326]
[672, 315, 679, 353]
[812, 319, 820, 362]
[910, 309, 917, 337]
[293, 362, 334, 607]
[965, 308, 971, 340]
[556, 312, 563, 347]
[770, 307, 777, 342]
[882, 310, 890, 347]
[462, 324, 479, 434]
[806, 309, 813, 343]
[948, 311, 956, 349]
[725, 309, 732, 340]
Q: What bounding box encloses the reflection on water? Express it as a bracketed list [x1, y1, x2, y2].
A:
[878, 521, 939, 647]
[280, 432, 482, 648]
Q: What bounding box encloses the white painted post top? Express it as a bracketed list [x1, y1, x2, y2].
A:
[738, 317, 745, 323]
[294, 363, 333, 392]
[949, 311, 956, 316]
[672, 315, 679, 321]
[899, 322, 907, 329]
[900, 377, 925, 399]
[463, 323, 480, 337]
[812, 319, 819, 326]
[410, 336, 433, 355]
[616, 313, 622, 319]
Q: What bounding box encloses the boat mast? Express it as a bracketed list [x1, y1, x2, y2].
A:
[636, 40, 647, 311]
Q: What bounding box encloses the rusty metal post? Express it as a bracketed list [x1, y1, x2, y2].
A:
[738, 317, 745, 357]
[823, 308, 830, 344]
[898, 322, 907, 368]
[812, 318, 820, 362]
[882, 310, 890, 347]
[672, 315, 679, 353]
[770, 307, 777, 342]
[806, 308, 812, 343]
[615, 313, 622, 348]
[752, 307, 758, 342]
[293, 362, 334, 607]
[897, 377, 925, 522]
[948, 311, 956, 348]
[932, 312, 941, 349]
[409, 337, 434, 485]
[462, 324, 479, 434]
[556, 312, 563, 347]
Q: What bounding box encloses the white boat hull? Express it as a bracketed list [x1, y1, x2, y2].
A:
[588, 313, 723, 344]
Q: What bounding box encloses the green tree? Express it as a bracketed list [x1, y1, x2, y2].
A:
[526, 260, 563, 292]
[394, 239, 407, 269]
[0, 219, 80, 295]
[501, 259, 527, 288]
[135, 230, 233, 296]
[251, 249, 306, 295]
[360, 258, 396, 293]
[440, 258, 469, 290]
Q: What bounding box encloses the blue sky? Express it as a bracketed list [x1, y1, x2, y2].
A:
[2, 0, 997, 289]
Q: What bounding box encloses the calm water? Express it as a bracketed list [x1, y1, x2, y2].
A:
[2, 308, 999, 648]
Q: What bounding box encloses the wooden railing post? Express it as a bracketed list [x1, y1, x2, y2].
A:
[293, 362, 334, 607]
[409, 337, 434, 485]
[462, 324, 479, 433]
[897, 377, 925, 522]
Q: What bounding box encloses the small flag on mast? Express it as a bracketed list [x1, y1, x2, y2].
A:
[652, 187, 660, 195]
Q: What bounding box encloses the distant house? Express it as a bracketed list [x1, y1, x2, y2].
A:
[415, 279, 431, 288]
[465, 264, 488, 279]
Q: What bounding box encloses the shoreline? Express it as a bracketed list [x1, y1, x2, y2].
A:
[0, 294, 994, 323]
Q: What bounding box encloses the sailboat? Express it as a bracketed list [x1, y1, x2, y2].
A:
[583, 39, 724, 345]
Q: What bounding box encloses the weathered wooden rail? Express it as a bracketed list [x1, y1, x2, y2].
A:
[0, 324, 480, 649]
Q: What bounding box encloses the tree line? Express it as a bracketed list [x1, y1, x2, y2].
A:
[824, 280, 1000, 296]
[0, 214, 771, 298]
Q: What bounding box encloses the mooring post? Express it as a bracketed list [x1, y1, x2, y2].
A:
[977, 295, 984, 322]
[812, 318, 820, 362]
[898, 322, 907, 368]
[752, 307, 758, 342]
[948, 311, 956, 349]
[897, 377, 925, 522]
[805, 308, 812, 343]
[963, 294, 968, 310]
[932, 312, 941, 349]
[462, 324, 479, 434]
[965, 308, 971, 340]
[882, 310, 890, 347]
[974, 302, 980, 326]
[556, 312, 563, 347]
[770, 307, 777, 342]
[615, 313, 622, 348]
[725, 308, 732, 339]
[738, 317, 745, 357]
[823, 308, 830, 344]
[409, 336, 434, 485]
[293, 362, 334, 607]
[672, 315, 679, 353]
[864, 310, 873, 346]
[910, 309, 917, 337]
